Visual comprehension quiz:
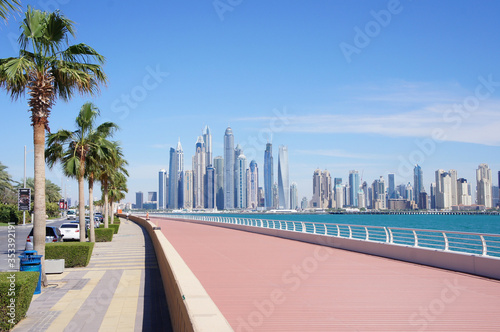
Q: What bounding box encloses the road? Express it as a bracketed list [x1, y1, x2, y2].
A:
[0, 217, 69, 272]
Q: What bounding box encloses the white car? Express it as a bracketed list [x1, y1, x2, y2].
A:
[59, 223, 81, 241]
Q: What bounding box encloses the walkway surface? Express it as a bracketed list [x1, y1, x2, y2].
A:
[13, 219, 171, 332]
[152, 216, 500, 332]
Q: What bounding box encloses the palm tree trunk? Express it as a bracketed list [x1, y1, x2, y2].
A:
[78, 162, 86, 242]
[33, 122, 47, 286]
[103, 182, 109, 228]
[88, 175, 95, 242]
[109, 200, 113, 224]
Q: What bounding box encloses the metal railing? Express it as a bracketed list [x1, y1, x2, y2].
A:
[166, 214, 500, 258]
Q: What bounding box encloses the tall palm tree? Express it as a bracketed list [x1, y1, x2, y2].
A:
[46, 102, 117, 242]
[0, 0, 19, 21]
[0, 161, 16, 204]
[98, 142, 128, 228]
[86, 136, 116, 241]
[0, 7, 106, 284]
[108, 170, 128, 224]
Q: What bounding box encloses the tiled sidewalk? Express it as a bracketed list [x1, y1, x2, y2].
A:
[13, 219, 171, 332]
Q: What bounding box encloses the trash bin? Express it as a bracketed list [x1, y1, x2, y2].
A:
[19, 250, 43, 294]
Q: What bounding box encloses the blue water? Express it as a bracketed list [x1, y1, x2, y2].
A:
[187, 213, 500, 235]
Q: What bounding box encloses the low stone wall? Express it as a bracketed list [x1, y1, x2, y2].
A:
[172, 217, 500, 281]
[118, 214, 232, 332]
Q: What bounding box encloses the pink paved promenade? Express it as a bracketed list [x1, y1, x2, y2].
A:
[152, 217, 500, 331]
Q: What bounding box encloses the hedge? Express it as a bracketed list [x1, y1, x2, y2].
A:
[94, 228, 114, 242]
[45, 242, 94, 268]
[0, 272, 38, 331]
[0, 205, 29, 225]
[108, 223, 120, 234]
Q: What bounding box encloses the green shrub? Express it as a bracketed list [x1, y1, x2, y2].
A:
[0, 205, 27, 225]
[108, 223, 120, 234]
[113, 216, 120, 223]
[0, 271, 38, 331]
[94, 228, 114, 242]
[45, 242, 94, 268]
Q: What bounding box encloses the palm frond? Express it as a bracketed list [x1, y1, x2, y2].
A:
[0, 0, 20, 21]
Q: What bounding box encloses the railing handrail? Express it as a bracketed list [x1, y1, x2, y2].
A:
[155, 213, 500, 258]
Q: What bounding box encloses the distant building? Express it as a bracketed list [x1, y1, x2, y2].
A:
[205, 166, 216, 209]
[349, 170, 359, 207]
[257, 187, 265, 207]
[142, 202, 157, 210]
[388, 173, 396, 199]
[334, 183, 343, 209]
[272, 182, 279, 209]
[372, 177, 386, 210]
[413, 165, 424, 206]
[213, 156, 224, 210]
[476, 164, 492, 208]
[457, 178, 472, 206]
[193, 136, 206, 209]
[158, 169, 167, 209]
[388, 199, 410, 210]
[277, 145, 290, 209]
[135, 191, 143, 209]
[311, 169, 331, 208]
[301, 197, 308, 210]
[418, 192, 428, 210]
[430, 183, 436, 209]
[203, 125, 212, 166]
[148, 191, 157, 202]
[264, 143, 273, 209]
[168, 139, 184, 209]
[436, 169, 452, 210]
[184, 170, 193, 210]
[235, 154, 247, 209]
[449, 169, 458, 207]
[224, 127, 235, 209]
[290, 182, 298, 210]
[246, 160, 259, 209]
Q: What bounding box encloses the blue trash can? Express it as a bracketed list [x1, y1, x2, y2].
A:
[19, 250, 43, 294]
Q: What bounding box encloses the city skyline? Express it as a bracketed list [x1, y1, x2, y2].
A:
[1, 1, 500, 205]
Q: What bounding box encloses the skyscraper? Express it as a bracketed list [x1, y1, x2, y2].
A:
[148, 191, 157, 202]
[272, 182, 279, 209]
[277, 145, 289, 209]
[430, 183, 436, 209]
[311, 169, 322, 208]
[168, 147, 178, 209]
[321, 170, 332, 208]
[247, 160, 258, 209]
[388, 173, 396, 199]
[413, 165, 424, 205]
[457, 178, 472, 205]
[158, 169, 166, 210]
[205, 166, 216, 209]
[193, 136, 206, 209]
[223, 127, 235, 209]
[184, 170, 193, 210]
[290, 182, 298, 210]
[449, 169, 458, 206]
[264, 143, 274, 209]
[203, 125, 212, 166]
[213, 156, 224, 210]
[435, 169, 452, 210]
[235, 154, 247, 209]
[349, 170, 359, 207]
[135, 191, 143, 209]
[476, 164, 492, 208]
[176, 139, 184, 208]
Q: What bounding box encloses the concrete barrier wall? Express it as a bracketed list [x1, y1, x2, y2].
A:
[118, 214, 232, 332]
[171, 217, 500, 281]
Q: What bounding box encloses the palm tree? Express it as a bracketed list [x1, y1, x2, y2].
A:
[16, 177, 61, 204]
[85, 135, 116, 241]
[107, 170, 128, 224]
[46, 102, 117, 242]
[0, 7, 106, 284]
[0, 0, 19, 21]
[0, 161, 16, 204]
[98, 142, 128, 228]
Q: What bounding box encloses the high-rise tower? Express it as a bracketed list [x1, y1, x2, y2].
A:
[277, 145, 289, 209]
[193, 136, 206, 209]
[214, 156, 224, 210]
[203, 125, 212, 166]
[349, 170, 359, 207]
[264, 143, 273, 209]
[235, 154, 247, 209]
[223, 127, 235, 209]
[158, 169, 166, 210]
[413, 165, 424, 205]
[476, 164, 492, 208]
[247, 160, 258, 209]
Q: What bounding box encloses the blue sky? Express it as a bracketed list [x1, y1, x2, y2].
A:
[1, 0, 500, 204]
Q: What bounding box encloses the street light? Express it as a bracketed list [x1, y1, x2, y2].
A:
[23, 145, 33, 226]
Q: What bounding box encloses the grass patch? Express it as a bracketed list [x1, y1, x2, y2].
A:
[45, 242, 94, 268]
[95, 228, 114, 242]
[0, 271, 38, 331]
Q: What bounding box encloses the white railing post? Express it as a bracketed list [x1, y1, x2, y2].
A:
[388, 228, 393, 244]
[336, 225, 340, 237]
[413, 230, 418, 247]
[443, 232, 449, 251]
[480, 235, 487, 256]
[384, 227, 389, 243]
[301, 222, 306, 233]
[348, 225, 352, 239]
[365, 227, 369, 241]
[324, 224, 327, 235]
[293, 222, 296, 232]
[313, 223, 317, 234]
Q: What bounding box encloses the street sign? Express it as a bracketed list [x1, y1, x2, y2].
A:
[18, 188, 31, 211]
[59, 199, 65, 210]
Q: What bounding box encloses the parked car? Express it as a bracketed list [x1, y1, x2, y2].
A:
[85, 216, 99, 229]
[59, 223, 81, 241]
[25, 226, 64, 250]
[94, 212, 103, 224]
